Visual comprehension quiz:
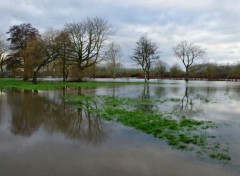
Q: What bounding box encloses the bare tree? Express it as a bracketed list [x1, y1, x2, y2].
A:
[132, 35, 159, 82]
[0, 34, 8, 77]
[173, 41, 206, 81]
[65, 17, 113, 81]
[105, 41, 121, 79]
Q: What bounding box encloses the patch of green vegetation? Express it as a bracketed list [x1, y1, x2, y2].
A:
[65, 94, 231, 161]
[204, 99, 210, 103]
[156, 98, 182, 104]
[195, 94, 211, 103]
[0, 79, 65, 90]
[209, 153, 231, 160]
[0, 79, 145, 90]
[169, 98, 181, 102]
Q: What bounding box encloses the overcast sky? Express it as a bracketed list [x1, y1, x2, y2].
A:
[1, 0, 240, 68]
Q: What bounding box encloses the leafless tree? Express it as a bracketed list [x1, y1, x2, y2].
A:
[173, 41, 206, 81]
[0, 34, 8, 77]
[65, 17, 113, 81]
[132, 35, 159, 82]
[105, 41, 121, 79]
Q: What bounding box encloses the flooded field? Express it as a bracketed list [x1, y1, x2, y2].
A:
[0, 80, 239, 176]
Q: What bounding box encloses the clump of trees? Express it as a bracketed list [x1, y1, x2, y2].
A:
[3, 17, 114, 83]
[189, 63, 240, 80]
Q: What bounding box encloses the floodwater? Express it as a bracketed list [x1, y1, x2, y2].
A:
[0, 80, 239, 176]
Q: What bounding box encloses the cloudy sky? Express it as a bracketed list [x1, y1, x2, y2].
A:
[1, 0, 240, 68]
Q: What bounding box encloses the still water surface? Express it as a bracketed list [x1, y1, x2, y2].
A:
[0, 80, 239, 176]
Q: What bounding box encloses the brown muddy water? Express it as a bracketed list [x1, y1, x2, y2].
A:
[0, 80, 239, 176]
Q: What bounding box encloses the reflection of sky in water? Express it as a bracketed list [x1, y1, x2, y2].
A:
[93, 81, 240, 166]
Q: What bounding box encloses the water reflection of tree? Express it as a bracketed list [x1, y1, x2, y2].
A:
[7, 89, 106, 145]
[135, 84, 155, 113]
[66, 97, 105, 144]
[231, 86, 240, 99]
[173, 87, 202, 118]
[154, 87, 166, 99]
[112, 85, 116, 97]
[169, 86, 180, 95]
[141, 84, 150, 99]
[0, 89, 6, 123]
[10, 90, 45, 136]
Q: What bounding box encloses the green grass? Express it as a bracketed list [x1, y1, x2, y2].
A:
[0, 79, 64, 90]
[0, 79, 144, 90]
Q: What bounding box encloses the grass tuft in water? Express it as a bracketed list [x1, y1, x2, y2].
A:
[209, 153, 231, 160]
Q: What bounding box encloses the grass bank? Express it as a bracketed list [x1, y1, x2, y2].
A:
[0, 79, 144, 90]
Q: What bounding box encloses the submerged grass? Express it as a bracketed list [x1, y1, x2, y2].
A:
[65, 95, 231, 161]
[209, 153, 231, 160]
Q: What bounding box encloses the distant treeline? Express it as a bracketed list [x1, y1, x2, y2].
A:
[82, 62, 240, 81]
[3, 60, 240, 81]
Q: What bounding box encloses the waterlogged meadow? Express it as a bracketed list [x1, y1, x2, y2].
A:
[0, 79, 240, 176]
[64, 86, 230, 161]
[63, 80, 240, 166]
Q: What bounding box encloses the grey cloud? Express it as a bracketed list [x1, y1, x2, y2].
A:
[0, 0, 240, 67]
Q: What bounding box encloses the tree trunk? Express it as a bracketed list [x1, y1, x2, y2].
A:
[23, 70, 29, 80]
[63, 59, 66, 82]
[77, 67, 84, 82]
[185, 68, 189, 82]
[12, 69, 16, 78]
[113, 61, 116, 79]
[23, 65, 32, 81]
[77, 65, 81, 81]
[62, 44, 66, 82]
[0, 66, 3, 78]
[113, 67, 116, 79]
[147, 70, 150, 80]
[32, 71, 37, 84]
[144, 71, 147, 83]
